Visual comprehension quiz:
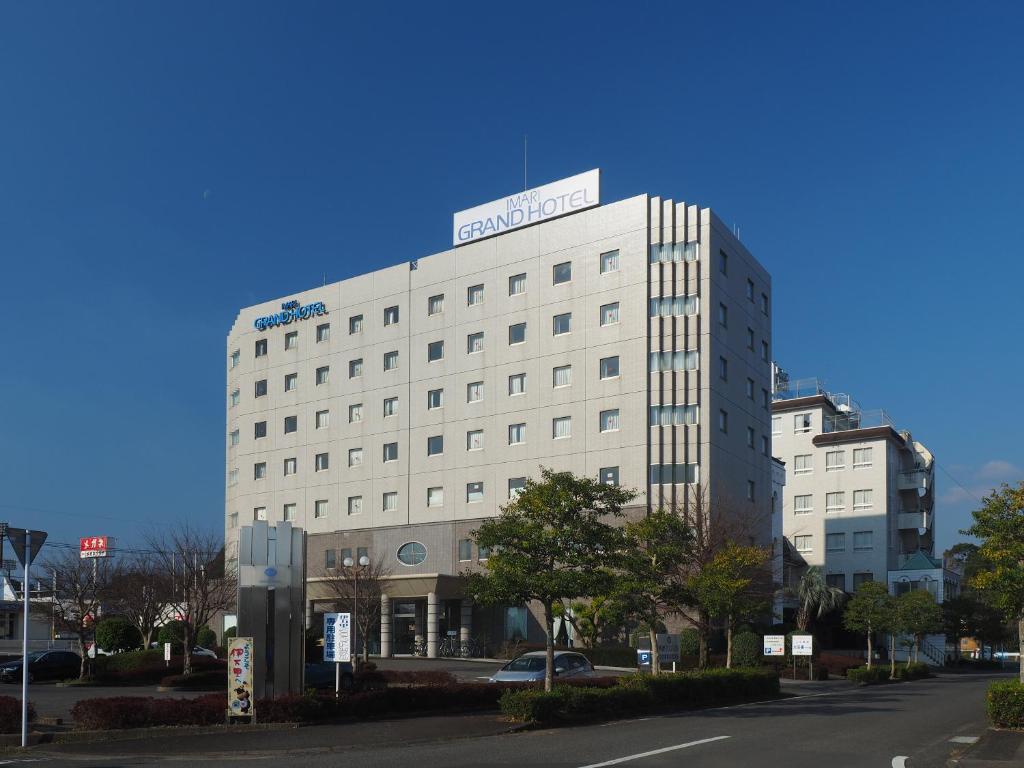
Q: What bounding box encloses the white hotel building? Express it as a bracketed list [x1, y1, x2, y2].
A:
[225, 171, 775, 655]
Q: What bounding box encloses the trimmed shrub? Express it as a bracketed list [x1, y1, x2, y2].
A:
[679, 629, 700, 656]
[0, 696, 35, 733]
[157, 622, 186, 654]
[224, 626, 237, 640]
[71, 695, 225, 730]
[892, 662, 930, 681]
[160, 670, 224, 690]
[731, 632, 762, 668]
[95, 617, 142, 653]
[987, 680, 1024, 728]
[846, 666, 892, 685]
[195, 627, 217, 649]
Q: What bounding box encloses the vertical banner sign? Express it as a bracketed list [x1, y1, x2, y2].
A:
[791, 635, 814, 656]
[227, 637, 255, 718]
[763, 635, 786, 656]
[323, 612, 351, 662]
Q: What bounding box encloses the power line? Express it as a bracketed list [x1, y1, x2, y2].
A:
[934, 461, 983, 506]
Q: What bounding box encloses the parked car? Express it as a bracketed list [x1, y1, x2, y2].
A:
[191, 646, 218, 659]
[488, 651, 594, 683]
[304, 660, 354, 692]
[0, 651, 82, 683]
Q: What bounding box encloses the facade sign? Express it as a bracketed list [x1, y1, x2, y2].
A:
[453, 169, 600, 246]
[656, 633, 681, 662]
[254, 299, 327, 332]
[228, 637, 255, 717]
[791, 635, 814, 656]
[763, 635, 785, 656]
[80, 536, 112, 559]
[323, 612, 351, 663]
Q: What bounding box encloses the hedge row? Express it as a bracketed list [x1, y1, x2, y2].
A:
[92, 650, 225, 685]
[846, 662, 931, 685]
[159, 671, 225, 690]
[987, 681, 1024, 728]
[499, 668, 781, 724]
[0, 697, 35, 734]
[71, 695, 225, 730]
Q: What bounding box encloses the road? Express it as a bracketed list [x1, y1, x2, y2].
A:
[29, 672, 1008, 768]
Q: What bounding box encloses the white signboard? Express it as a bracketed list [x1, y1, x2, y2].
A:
[453, 169, 600, 246]
[323, 612, 351, 663]
[763, 635, 786, 656]
[656, 633, 681, 662]
[791, 634, 814, 656]
[164, 642, 172, 662]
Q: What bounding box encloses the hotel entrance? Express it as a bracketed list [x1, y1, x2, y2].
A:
[392, 600, 419, 655]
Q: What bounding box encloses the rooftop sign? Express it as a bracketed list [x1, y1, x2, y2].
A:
[254, 299, 327, 332]
[453, 169, 600, 246]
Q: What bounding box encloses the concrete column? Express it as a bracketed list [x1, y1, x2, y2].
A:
[414, 602, 425, 653]
[460, 598, 473, 653]
[305, 599, 313, 627]
[380, 594, 391, 658]
[426, 591, 439, 659]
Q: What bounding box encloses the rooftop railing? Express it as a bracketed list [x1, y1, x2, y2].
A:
[824, 408, 895, 433]
[772, 377, 826, 401]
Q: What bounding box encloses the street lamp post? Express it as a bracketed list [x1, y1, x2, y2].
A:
[342, 555, 370, 664]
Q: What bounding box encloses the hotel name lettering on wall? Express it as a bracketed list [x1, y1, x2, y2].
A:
[254, 299, 328, 331]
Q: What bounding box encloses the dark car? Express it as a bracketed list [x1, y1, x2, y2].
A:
[0, 650, 81, 683]
[304, 661, 354, 692]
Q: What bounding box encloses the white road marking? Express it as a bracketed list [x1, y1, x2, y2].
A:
[576, 736, 730, 767]
[891, 758, 908, 768]
[949, 736, 979, 744]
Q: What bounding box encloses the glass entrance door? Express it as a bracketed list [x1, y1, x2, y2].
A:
[392, 601, 418, 655]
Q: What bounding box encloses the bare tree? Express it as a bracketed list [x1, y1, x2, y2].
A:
[107, 553, 171, 649]
[316, 555, 390, 663]
[145, 525, 236, 676]
[44, 548, 118, 679]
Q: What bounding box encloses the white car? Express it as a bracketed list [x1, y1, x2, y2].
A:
[192, 646, 218, 659]
[489, 651, 594, 683]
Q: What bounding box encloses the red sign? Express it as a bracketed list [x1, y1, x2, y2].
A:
[80, 536, 111, 559]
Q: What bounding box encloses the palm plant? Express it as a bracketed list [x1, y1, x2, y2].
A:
[793, 566, 846, 632]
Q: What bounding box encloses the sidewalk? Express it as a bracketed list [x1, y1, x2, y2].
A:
[949, 729, 1024, 767]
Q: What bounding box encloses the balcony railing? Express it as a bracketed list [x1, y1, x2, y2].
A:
[898, 469, 930, 492]
[772, 377, 826, 401]
[897, 509, 932, 530]
[823, 408, 895, 433]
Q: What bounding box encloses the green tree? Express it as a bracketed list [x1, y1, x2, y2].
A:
[552, 595, 628, 650]
[95, 616, 142, 653]
[843, 581, 894, 669]
[466, 468, 636, 691]
[895, 590, 943, 665]
[195, 626, 218, 649]
[687, 543, 771, 668]
[158, 620, 186, 654]
[792, 566, 846, 632]
[962, 481, 1024, 682]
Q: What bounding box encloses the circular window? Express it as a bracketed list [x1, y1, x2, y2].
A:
[397, 542, 427, 566]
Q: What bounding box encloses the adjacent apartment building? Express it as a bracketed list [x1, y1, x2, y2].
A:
[224, 170, 774, 655]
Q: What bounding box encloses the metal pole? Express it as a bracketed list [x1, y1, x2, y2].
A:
[21, 530, 30, 748]
[353, 569, 358, 665]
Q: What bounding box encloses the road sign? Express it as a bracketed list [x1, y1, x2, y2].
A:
[323, 612, 351, 663]
[164, 642, 172, 663]
[791, 635, 814, 656]
[763, 635, 786, 656]
[637, 649, 652, 666]
[80, 536, 113, 559]
[656, 633, 681, 662]
[6, 528, 46, 568]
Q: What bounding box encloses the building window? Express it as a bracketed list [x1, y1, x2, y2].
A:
[427, 388, 443, 409]
[648, 464, 700, 484]
[599, 409, 620, 433]
[467, 332, 484, 354]
[509, 322, 526, 345]
[458, 538, 472, 561]
[599, 466, 619, 486]
[348, 496, 362, 516]
[383, 442, 398, 462]
[826, 450, 846, 471]
[340, 548, 352, 563]
[467, 381, 483, 402]
[719, 250, 728, 275]
[719, 356, 728, 381]
[746, 427, 755, 449]
[794, 454, 812, 474]
[315, 453, 329, 471]
[762, 435, 770, 456]
[383, 492, 398, 512]
[508, 477, 526, 499]
[229, 429, 239, 447]
[228, 469, 238, 486]
[284, 372, 298, 391]
[508, 373, 526, 395]
[466, 283, 484, 306]
[349, 314, 363, 334]
[466, 482, 484, 503]
[508, 423, 526, 445]
[648, 351, 699, 371]
[384, 305, 399, 326]
[853, 489, 873, 510]
[600, 249, 619, 273]
[478, 545, 491, 560]
[357, 546, 369, 562]
[254, 506, 267, 521]
[600, 356, 619, 379]
[348, 448, 363, 467]
[793, 535, 812, 553]
[428, 294, 444, 315]
[747, 328, 755, 351]
[852, 572, 873, 590]
[794, 413, 811, 433]
[718, 303, 728, 328]
[794, 495, 812, 515]
[316, 323, 330, 343]
[746, 378, 754, 400]
[427, 340, 444, 362]
[553, 416, 572, 439]
[349, 403, 363, 423]
[853, 531, 873, 551]
[284, 415, 297, 434]
[509, 273, 526, 296]
[747, 278, 755, 302]
[255, 338, 267, 357]
[466, 429, 484, 451]
[229, 512, 239, 528]
[255, 379, 267, 397]
[763, 389, 770, 409]
[254, 421, 267, 439]
[649, 405, 699, 426]
[600, 302, 619, 326]
[396, 542, 427, 567]
[230, 350, 240, 369]
[826, 573, 846, 591]
[649, 242, 699, 263]
[553, 364, 572, 388]
[761, 340, 769, 362]
[853, 448, 873, 468]
[826, 533, 846, 553]
[427, 487, 444, 507]
[283, 503, 296, 521]
[718, 409, 728, 433]
[761, 293, 769, 314]
[349, 358, 363, 378]
[826, 492, 845, 513]
[254, 462, 267, 480]
[384, 351, 399, 371]
[314, 500, 328, 519]
[427, 435, 443, 456]
[284, 457, 297, 476]
[230, 389, 240, 407]
[771, 416, 781, 435]
[552, 312, 572, 335]
[285, 330, 298, 350]
[553, 261, 571, 284]
[316, 409, 329, 429]
[747, 480, 755, 501]
[649, 295, 699, 317]
[383, 397, 398, 418]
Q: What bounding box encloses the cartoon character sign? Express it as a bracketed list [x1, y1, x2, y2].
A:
[227, 637, 255, 718]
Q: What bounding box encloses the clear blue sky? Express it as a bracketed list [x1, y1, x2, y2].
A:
[2, 2, 1021, 555]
